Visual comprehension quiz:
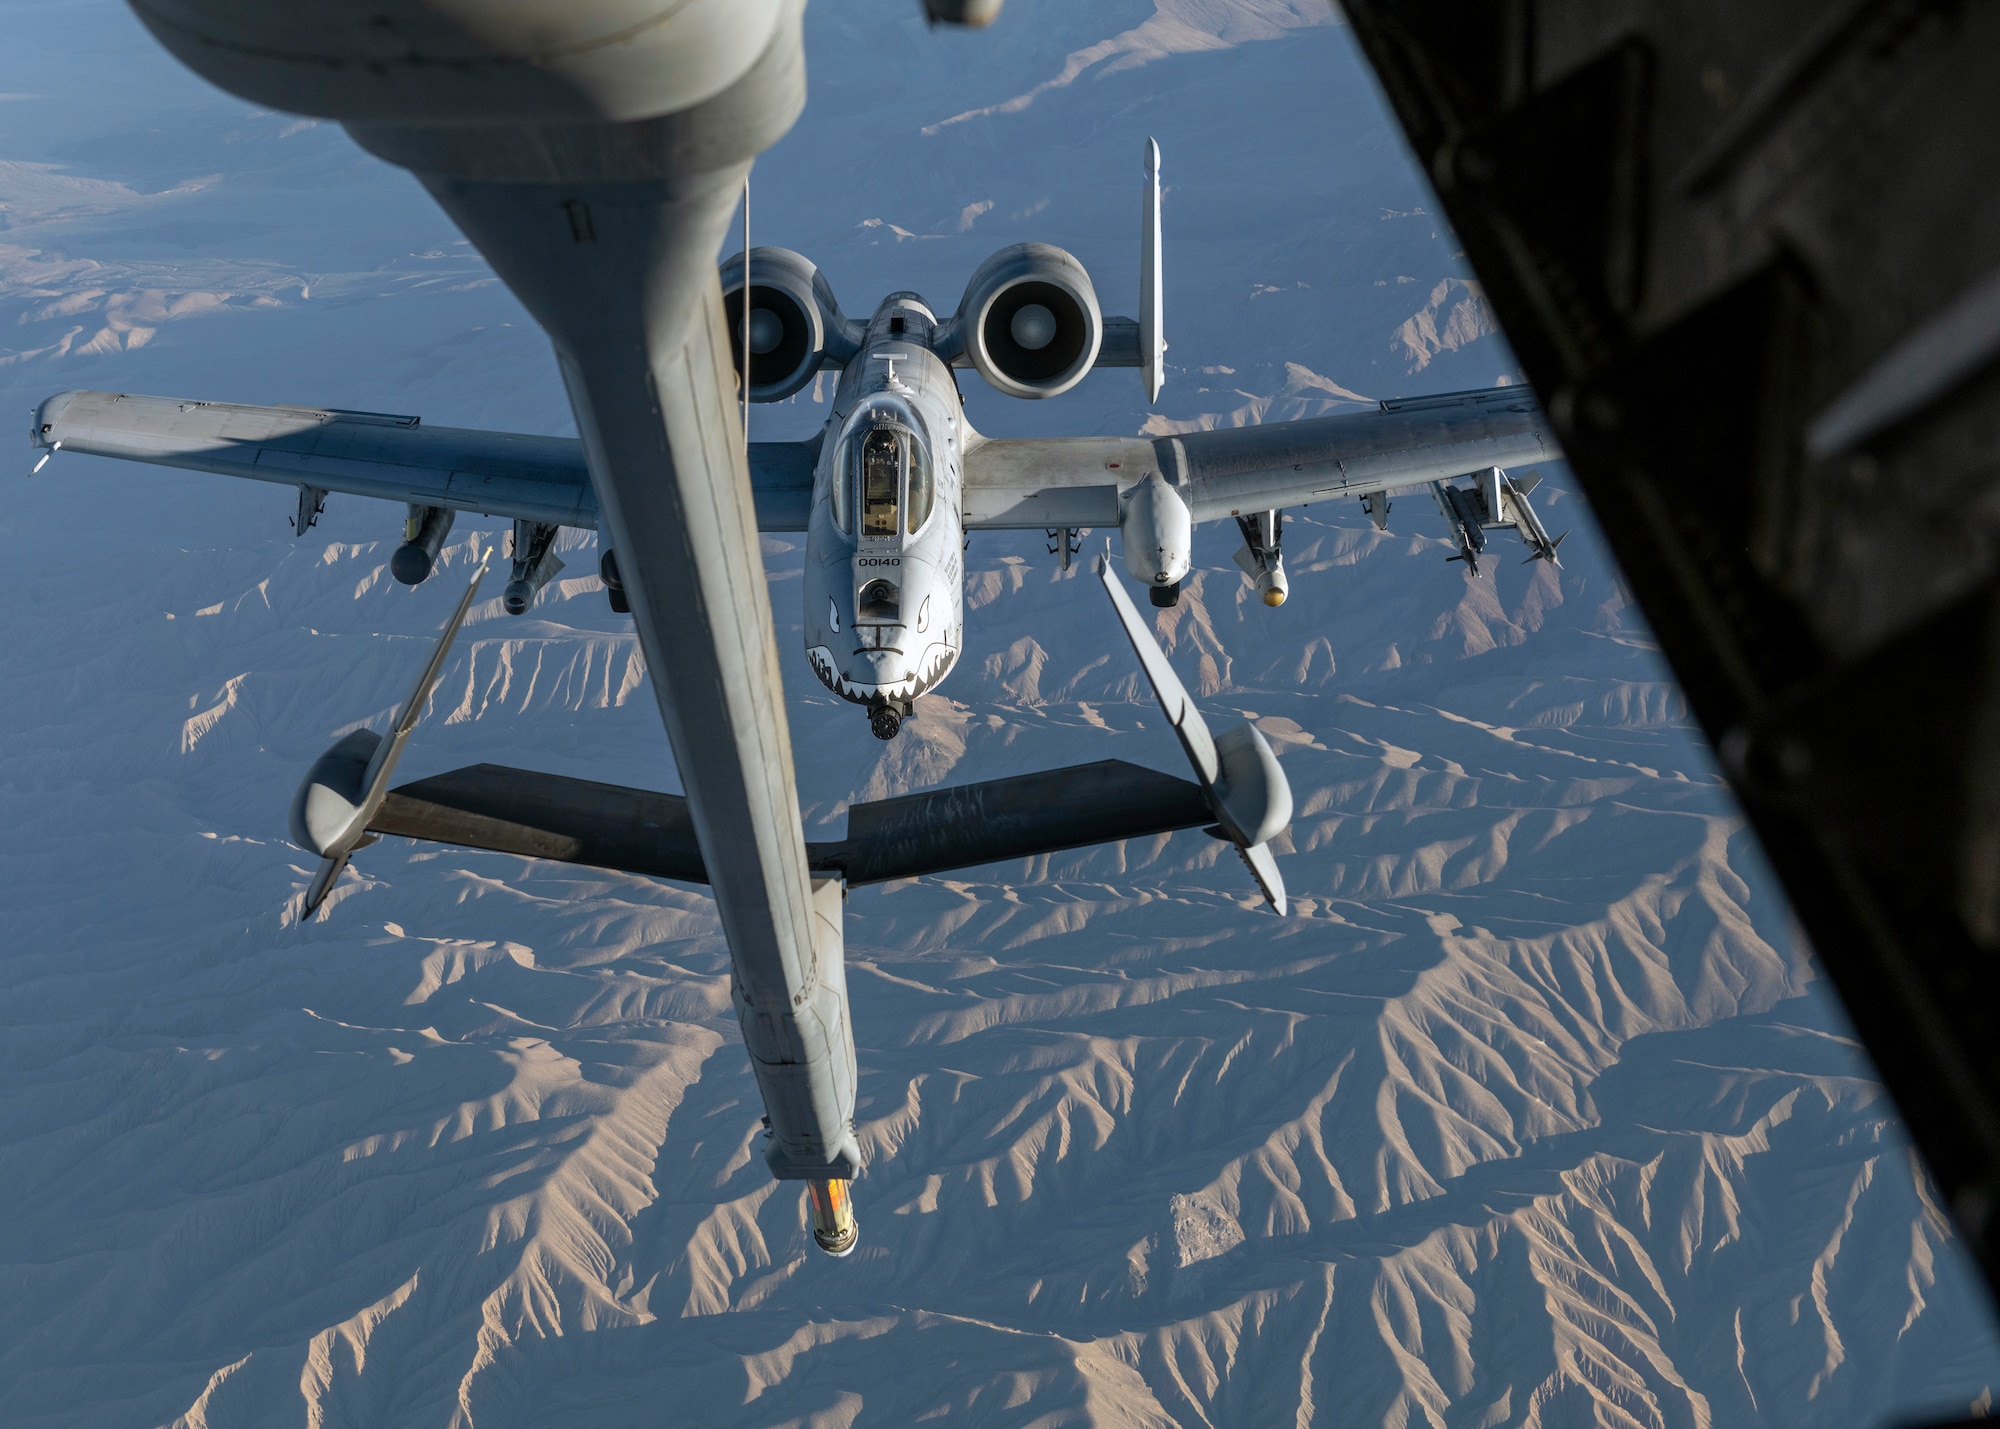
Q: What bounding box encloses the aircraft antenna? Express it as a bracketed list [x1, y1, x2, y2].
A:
[741, 177, 752, 459]
[1141, 137, 1164, 403]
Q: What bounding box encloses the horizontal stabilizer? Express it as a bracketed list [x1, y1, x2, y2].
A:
[367, 758, 1215, 889]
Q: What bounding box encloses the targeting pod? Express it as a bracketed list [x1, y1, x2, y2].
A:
[1251, 557, 1288, 607]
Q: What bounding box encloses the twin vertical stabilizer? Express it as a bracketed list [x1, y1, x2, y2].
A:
[1141, 137, 1165, 403]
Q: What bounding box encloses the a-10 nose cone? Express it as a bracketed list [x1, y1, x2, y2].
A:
[850, 648, 906, 694]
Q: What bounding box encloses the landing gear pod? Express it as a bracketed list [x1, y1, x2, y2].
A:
[720, 247, 858, 403]
[1119, 472, 1191, 594]
[391, 504, 454, 585]
[806, 1178, 858, 1256]
[955, 243, 1103, 399]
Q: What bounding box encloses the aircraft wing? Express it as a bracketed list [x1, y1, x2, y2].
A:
[961, 385, 1556, 528]
[30, 390, 820, 532]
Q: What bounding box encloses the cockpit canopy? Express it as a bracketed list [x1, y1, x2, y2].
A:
[832, 398, 934, 539]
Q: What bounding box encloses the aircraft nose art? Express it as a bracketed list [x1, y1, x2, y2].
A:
[847, 647, 908, 695]
[804, 643, 912, 704]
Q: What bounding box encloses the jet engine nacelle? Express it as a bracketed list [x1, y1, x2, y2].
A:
[1119, 473, 1191, 591]
[721, 247, 859, 403]
[955, 243, 1102, 399]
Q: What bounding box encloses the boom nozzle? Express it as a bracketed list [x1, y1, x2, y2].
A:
[807, 1178, 858, 1256]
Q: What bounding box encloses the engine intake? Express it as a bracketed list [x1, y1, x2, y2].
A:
[956, 243, 1102, 399]
[721, 247, 857, 403]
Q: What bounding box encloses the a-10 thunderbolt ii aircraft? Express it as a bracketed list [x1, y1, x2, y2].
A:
[33, 145, 1560, 744]
[30, 138, 1558, 1255]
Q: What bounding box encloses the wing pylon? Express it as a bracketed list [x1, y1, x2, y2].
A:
[1430, 465, 1565, 575]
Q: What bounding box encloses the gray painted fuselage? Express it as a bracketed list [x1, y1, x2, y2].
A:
[801, 294, 967, 712]
[100, 0, 865, 1190]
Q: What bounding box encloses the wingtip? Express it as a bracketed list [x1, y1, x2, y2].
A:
[1238, 841, 1288, 915]
[301, 852, 349, 919]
